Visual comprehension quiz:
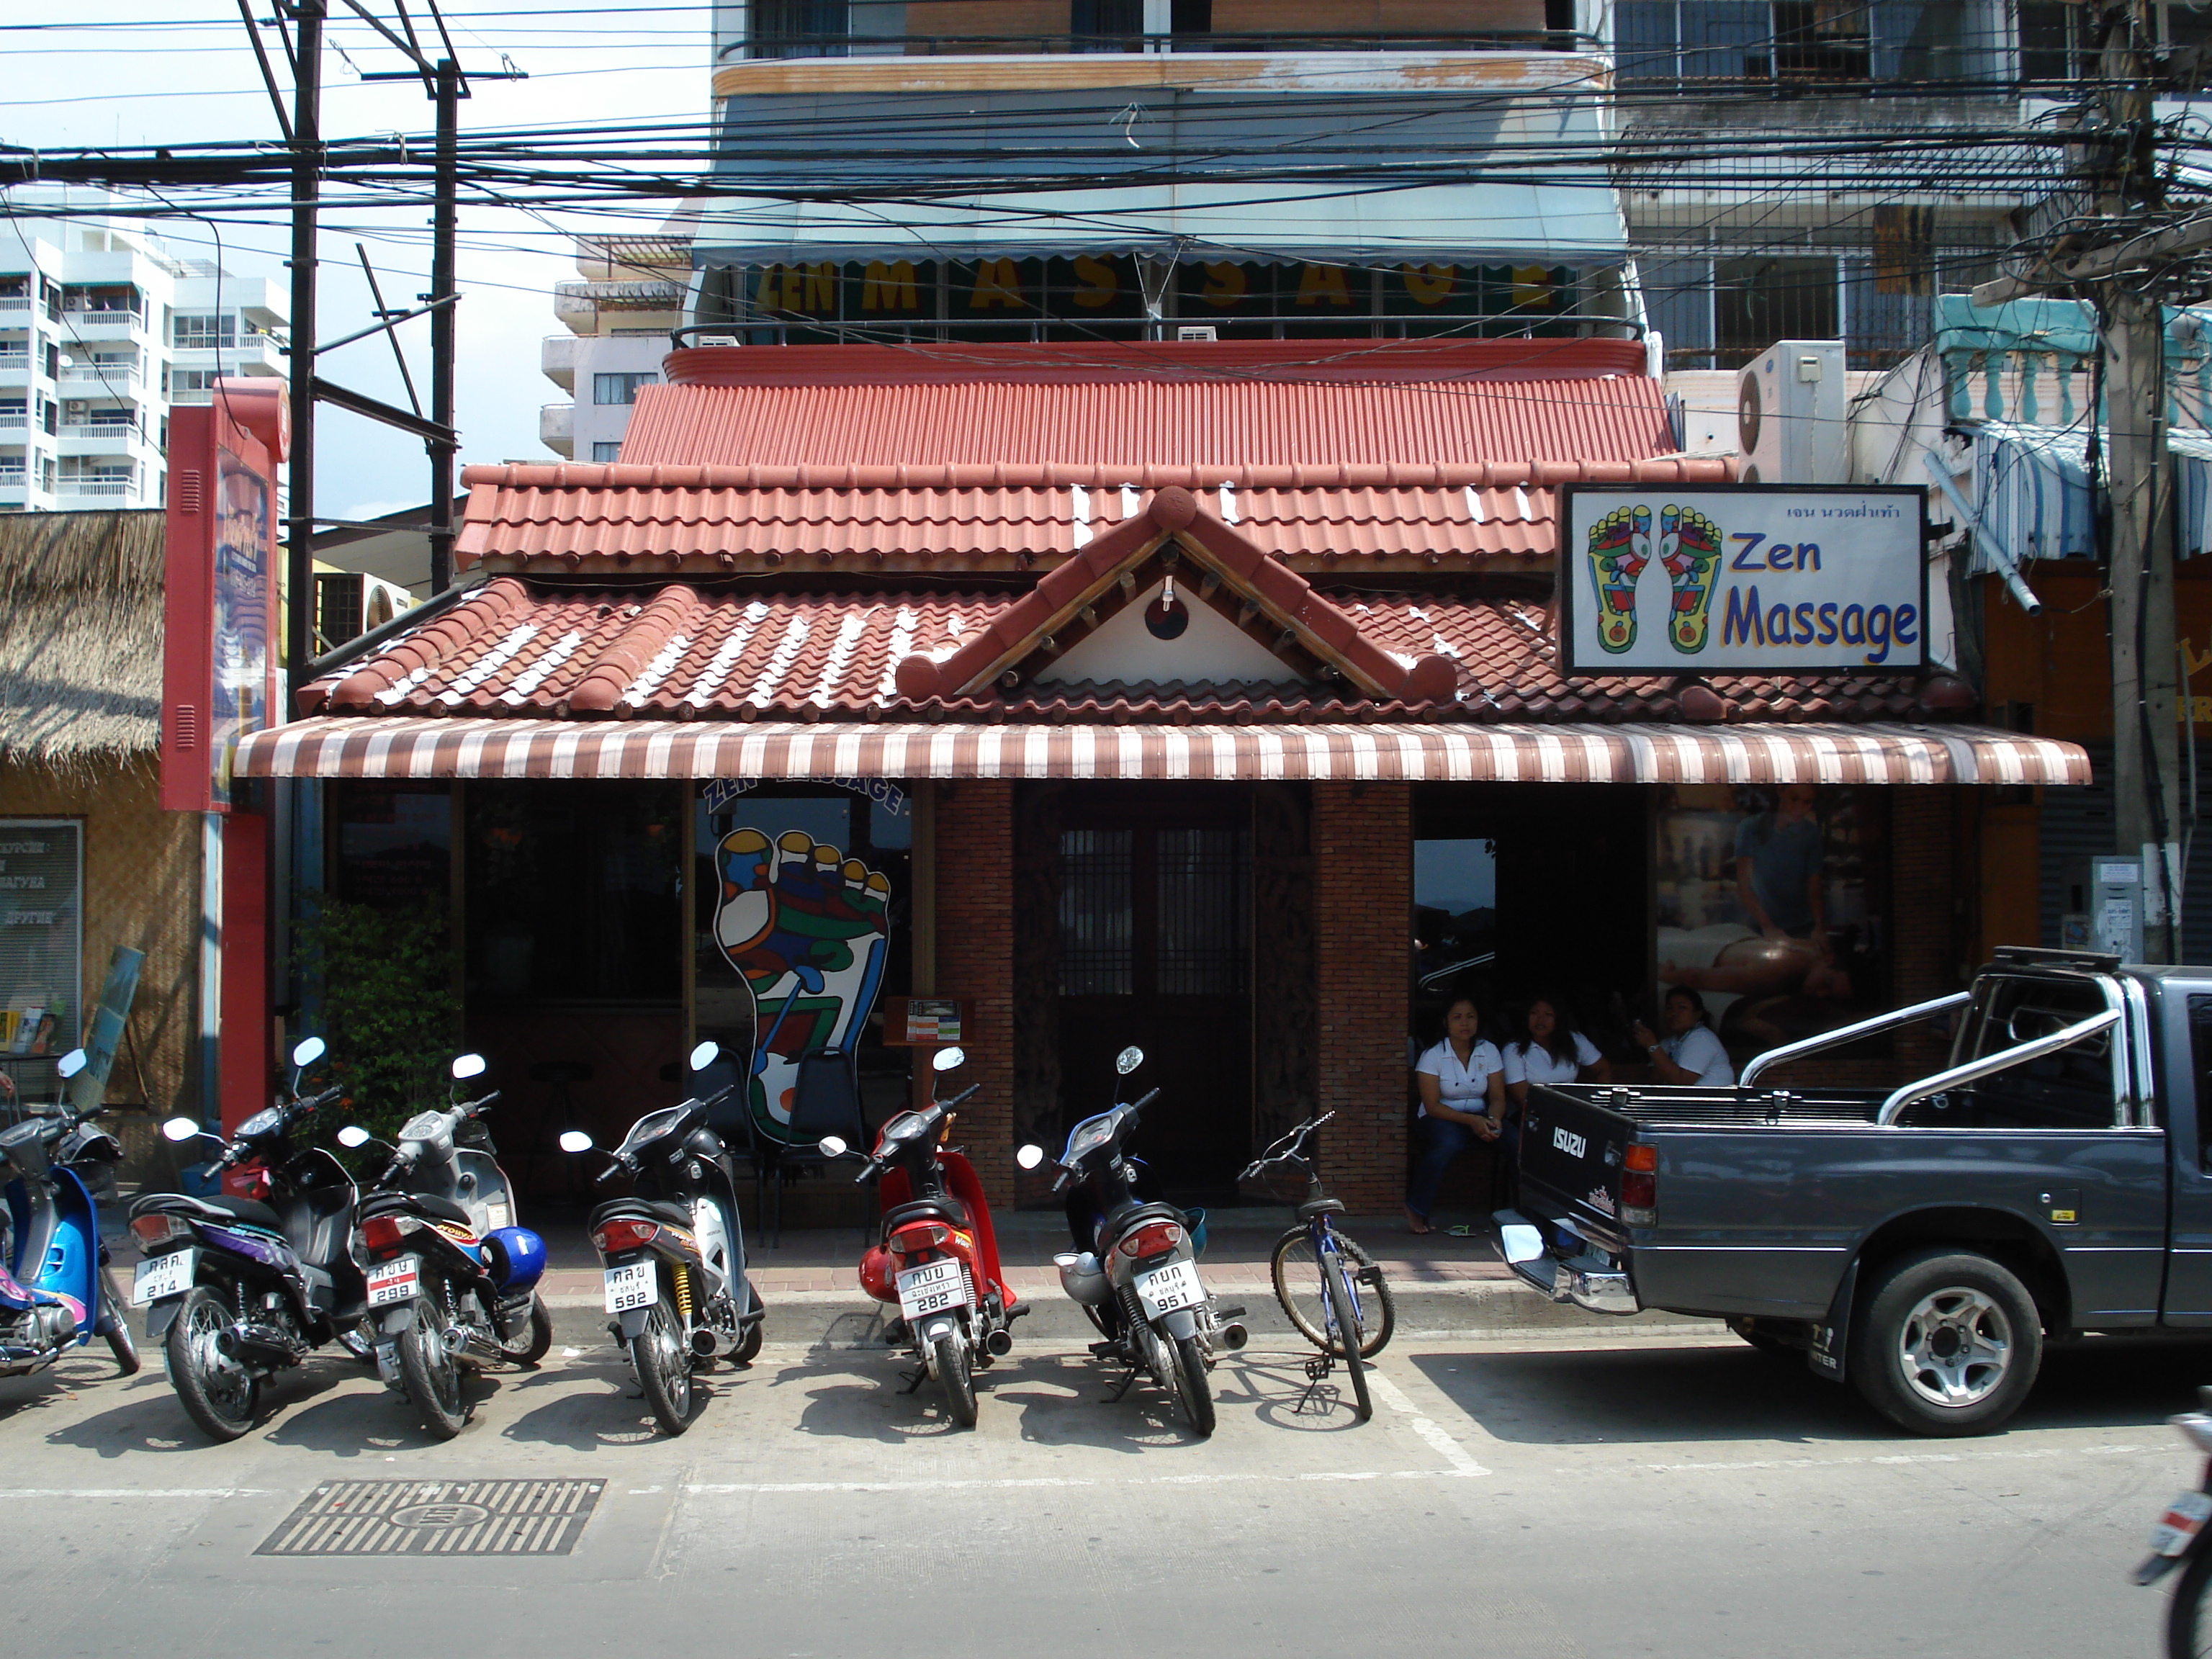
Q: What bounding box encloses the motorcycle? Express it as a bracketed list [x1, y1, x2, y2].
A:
[1017, 1044, 1244, 1438]
[820, 1044, 1022, 1429]
[559, 1040, 765, 1437]
[0, 1047, 138, 1380]
[133, 1036, 364, 1442]
[2135, 1385, 2212, 1654]
[341, 1053, 552, 1439]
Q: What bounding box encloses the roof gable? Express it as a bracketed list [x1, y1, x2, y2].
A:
[891, 486, 1456, 704]
[1035, 579, 1305, 686]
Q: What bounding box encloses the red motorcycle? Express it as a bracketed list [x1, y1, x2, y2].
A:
[819, 1046, 1024, 1427]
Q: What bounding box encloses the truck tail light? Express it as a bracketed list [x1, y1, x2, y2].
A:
[1621, 1143, 1658, 1226]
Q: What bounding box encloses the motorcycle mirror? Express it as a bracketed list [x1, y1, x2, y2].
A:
[1115, 1045, 1144, 1076]
[55, 1048, 87, 1080]
[161, 1115, 202, 1143]
[557, 1130, 594, 1154]
[817, 1135, 848, 1159]
[1015, 1143, 1046, 1170]
[450, 1052, 487, 1081]
[336, 1125, 372, 1149]
[688, 1039, 720, 1071]
[292, 1035, 327, 1069]
[931, 1046, 966, 1074]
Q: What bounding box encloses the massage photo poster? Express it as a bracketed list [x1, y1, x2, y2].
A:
[1559, 484, 1928, 674]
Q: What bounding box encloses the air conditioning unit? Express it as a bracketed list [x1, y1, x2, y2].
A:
[1736, 339, 1848, 485]
[1177, 325, 1218, 343]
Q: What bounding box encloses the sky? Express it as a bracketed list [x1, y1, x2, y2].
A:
[2, 1, 714, 517]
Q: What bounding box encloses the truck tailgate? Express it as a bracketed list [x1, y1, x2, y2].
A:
[1519, 1084, 1637, 1238]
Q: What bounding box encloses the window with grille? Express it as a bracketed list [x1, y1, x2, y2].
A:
[173, 314, 235, 349]
[1060, 830, 1133, 995]
[1155, 829, 1248, 994]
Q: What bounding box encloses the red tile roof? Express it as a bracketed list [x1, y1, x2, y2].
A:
[298, 577, 1939, 728]
[621, 340, 1673, 472]
[454, 457, 1732, 576]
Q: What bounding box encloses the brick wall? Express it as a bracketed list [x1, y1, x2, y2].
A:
[1312, 783, 1412, 1213]
[932, 780, 1018, 1209]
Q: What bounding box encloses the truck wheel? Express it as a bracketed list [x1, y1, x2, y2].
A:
[1849, 1249, 2041, 1437]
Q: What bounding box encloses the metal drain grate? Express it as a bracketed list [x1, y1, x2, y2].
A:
[256, 1478, 604, 1557]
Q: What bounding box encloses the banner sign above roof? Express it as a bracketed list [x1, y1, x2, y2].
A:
[1560, 485, 1928, 677]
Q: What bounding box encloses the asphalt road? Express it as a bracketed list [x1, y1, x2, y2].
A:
[0, 1324, 2201, 1658]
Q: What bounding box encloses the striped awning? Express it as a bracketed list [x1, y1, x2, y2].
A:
[235, 719, 2090, 787]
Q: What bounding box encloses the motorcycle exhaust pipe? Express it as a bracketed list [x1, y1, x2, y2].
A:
[442, 1326, 472, 1358]
[688, 1326, 727, 1359]
[1218, 1321, 1249, 1352]
[983, 1327, 1013, 1358]
[217, 1323, 298, 1367]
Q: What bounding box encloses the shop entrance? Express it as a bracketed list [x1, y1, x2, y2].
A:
[1053, 784, 1253, 1201]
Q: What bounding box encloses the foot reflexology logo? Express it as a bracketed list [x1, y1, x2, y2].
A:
[712, 828, 891, 1136]
[1586, 503, 1723, 655]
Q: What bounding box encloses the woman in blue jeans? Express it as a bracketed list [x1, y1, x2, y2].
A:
[1405, 996, 1506, 1234]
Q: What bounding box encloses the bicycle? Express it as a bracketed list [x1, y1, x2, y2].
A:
[1238, 1112, 1396, 1423]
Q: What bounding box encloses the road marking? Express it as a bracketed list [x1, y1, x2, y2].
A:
[691, 1474, 1473, 1496]
[1639, 1443, 2158, 1474]
[0, 1488, 276, 1499]
[1370, 1370, 1491, 1477]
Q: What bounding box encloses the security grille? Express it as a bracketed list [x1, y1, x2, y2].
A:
[256, 1478, 603, 1557]
[1156, 829, 1249, 995]
[1060, 828, 1134, 995]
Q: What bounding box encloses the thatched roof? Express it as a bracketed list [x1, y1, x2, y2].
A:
[0, 511, 164, 765]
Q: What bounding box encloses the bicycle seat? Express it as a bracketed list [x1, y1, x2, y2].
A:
[1295, 1197, 1346, 1220]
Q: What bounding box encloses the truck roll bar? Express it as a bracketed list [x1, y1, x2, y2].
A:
[1739, 992, 1974, 1089]
[1874, 1007, 2122, 1127]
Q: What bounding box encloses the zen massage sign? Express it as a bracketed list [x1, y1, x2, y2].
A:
[1559, 485, 1928, 675]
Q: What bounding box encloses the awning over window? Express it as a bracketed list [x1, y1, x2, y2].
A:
[237, 717, 2088, 788]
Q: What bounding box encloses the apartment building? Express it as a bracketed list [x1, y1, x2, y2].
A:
[1, 189, 285, 513]
[538, 228, 690, 460]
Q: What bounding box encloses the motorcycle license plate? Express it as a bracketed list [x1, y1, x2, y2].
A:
[603, 1261, 657, 1314]
[896, 1258, 966, 1321]
[366, 1255, 421, 1308]
[131, 1250, 194, 1306]
[2151, 1491, 2212, 1557]
[1133, 1259, 1204, 1317]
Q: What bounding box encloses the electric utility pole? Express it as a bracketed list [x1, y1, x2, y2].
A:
[429, 57, 459, 595]
[287, 0, 325, 684]
[1976, 0, 2189, 960]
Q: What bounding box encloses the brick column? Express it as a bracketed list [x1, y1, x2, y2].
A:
[1311, 783, 1411, 1214]
[933, 780, 1017, 1208]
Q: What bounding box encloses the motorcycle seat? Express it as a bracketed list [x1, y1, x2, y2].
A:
[131, 1190, 284, 1233]
[358, 1189, 475, 1228]
[1100, 1200, 1187, 1246]
[588, 1197, 694, 1231]
[883, 1197, 968, 1232]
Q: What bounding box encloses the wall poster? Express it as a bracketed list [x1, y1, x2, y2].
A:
[1653, 785, 1889, 1054]
[692, 784, 909, 1143]
[0, 820, 84, 1107]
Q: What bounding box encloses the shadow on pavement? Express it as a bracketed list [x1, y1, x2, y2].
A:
[500, 1363, 679, 1450]
[1410, 1331, 2212, 1445]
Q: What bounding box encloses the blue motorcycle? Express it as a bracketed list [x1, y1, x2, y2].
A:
[0, 1047, 140, 1380]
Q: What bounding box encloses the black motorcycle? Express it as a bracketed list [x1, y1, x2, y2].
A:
[342, 1053, 552, 1440]
[133, 1036, 366, 1442]
[560, 1040, 765, 1436]
[1019, 1045, 1244, 1437]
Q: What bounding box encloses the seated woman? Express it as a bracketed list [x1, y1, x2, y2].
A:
[1503, 995, 1611, 1137]
[1631, 985, 1736, 1086]
[1405, 996, 1506, 1236]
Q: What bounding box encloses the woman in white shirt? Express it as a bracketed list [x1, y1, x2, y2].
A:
[1503, 997, 1612, 1118]
[1631, 986, 1736, 1087]
[1406, 997, 1506, 1235]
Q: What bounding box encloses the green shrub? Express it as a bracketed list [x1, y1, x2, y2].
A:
[293, 899, 460, 1144]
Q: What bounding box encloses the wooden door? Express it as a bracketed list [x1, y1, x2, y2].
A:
[1056, 786, 1252, 1200]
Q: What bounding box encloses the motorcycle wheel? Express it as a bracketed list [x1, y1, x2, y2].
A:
[2170, 1543, 2212, 1659]
[166, 1286, 258, 1443]
[1321, 1256, 1372, 1424]
[397, 1300, 471, 1440]
[631, 1295, 696, 1436]
[1169, 1332, 1216, 1439]
[496, 1294, 554, 1367]
[933, 1333, 978, 1429]
[96, 1264, 141, 1376]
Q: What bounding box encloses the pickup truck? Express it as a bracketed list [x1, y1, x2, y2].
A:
[1495, 945, 2212, 1436]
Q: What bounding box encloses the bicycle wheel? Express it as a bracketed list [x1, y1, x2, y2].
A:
[1272, 1230, 1395, 1357]
[1321, 1252, 1372, 1423]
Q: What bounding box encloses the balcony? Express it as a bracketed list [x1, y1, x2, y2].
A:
[0, 351, 27, 382]
[56, 479, 135, 500]
[60, 309, 145, 340]
[542, 334, 581, 391]
[171, 333, 286, 372]
[0, 413, 26, 432]
[554, 281, 685, 335]
[539, 402, 575, 458]
[58, 364, 140, 394]
[0, 297, 30, 315]
[58, 423, 143, 454]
